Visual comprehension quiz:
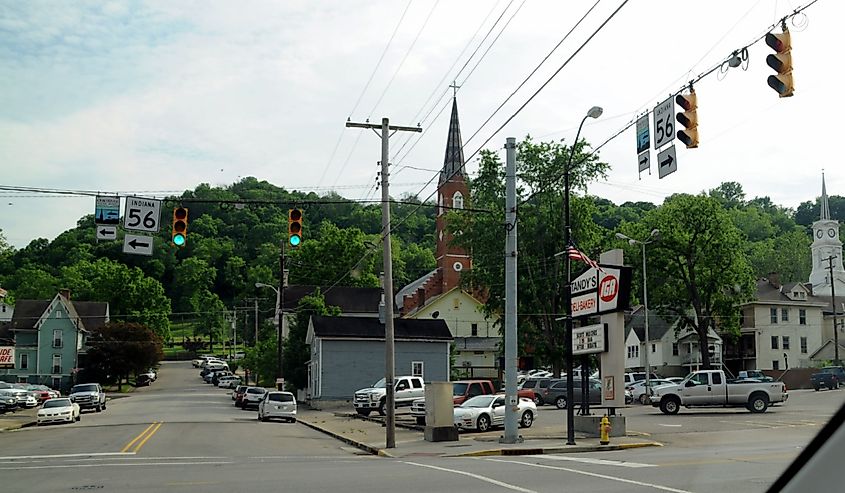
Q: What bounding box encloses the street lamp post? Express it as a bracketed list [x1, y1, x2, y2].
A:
[616, 229, 659, 397]
[563, 106, 602, 446]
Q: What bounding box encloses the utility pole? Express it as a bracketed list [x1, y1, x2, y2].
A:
[346, 117, 421, 449]
[242, 297, 267, 347]
[278, 239, 287, 383]
[823, 255, 840, 364]
[502, 137, 520, 444]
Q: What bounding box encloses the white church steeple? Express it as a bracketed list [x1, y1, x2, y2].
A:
[809, 173, 845, 293]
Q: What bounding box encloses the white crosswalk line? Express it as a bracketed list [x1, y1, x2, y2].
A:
[525, 454, 656, 468]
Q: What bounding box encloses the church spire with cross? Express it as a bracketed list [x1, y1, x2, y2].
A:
[809, 172, 845, 293]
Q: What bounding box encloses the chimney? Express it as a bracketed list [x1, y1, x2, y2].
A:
[59, 288, 71, 300]
[767, 273, 781, 290]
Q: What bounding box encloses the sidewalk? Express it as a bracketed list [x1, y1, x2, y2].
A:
[297, 408, 662, 458]
[0, 407, 37, 432]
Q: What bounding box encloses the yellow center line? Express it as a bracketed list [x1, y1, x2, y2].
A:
[121, 422, 158, 453]
[132, 422, 163, 454]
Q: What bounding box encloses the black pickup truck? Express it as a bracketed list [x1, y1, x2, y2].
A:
[810, 367, 845, 391]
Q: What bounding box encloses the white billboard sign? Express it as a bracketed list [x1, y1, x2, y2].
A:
[572, 323, 607, 356]
[0, 346, 14, 369]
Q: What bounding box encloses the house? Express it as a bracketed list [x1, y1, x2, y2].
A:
[395, 97, 500, 376]
[624, 306, 723, 377]
[277, 285, 381, 339]
[305, 315, 452, 402]
[0, 290, 109, 391]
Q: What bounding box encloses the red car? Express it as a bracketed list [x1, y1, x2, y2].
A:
[27, 386, 57, 404]
[233, 385, 248, 407]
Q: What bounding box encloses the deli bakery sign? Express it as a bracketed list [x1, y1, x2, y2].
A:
[0, 346, 14, 369]
[570, 265, 632, 318]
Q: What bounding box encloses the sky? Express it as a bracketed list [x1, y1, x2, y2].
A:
[0, 0, 841, 248]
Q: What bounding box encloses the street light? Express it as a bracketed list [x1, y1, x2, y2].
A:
[562, 105, 602, 446]
[615, 229, 659, 395]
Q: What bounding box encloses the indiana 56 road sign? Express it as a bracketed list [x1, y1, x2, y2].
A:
[124, 197, 162, 233]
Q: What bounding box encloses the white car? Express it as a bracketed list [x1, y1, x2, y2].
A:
[217, 375, 241, 388]
[453, 394, 536, 432]
[258, 391, 297, 422]
[37, 398, 80, 425]
[627, 379, 676, 404]
[0, 388, 38, 408]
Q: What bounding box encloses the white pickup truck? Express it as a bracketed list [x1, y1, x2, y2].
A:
[650, 369, 787, 414]
[353, 376, 425, 416]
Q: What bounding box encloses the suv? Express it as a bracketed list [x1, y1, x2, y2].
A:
[542, 378, 603, 409]
[811, 367, 845, 390]
[353, 376, 425, 416]
[241, 387, 268, 409]
[69, 383, 106, 412]
[624, 372, 660, 386]
[520, 378, 561, 405]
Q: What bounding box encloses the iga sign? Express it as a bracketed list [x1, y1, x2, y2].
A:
[570, 265, 632, 318]
[572, 323, 607, 355]
[0, 346, 14, 369]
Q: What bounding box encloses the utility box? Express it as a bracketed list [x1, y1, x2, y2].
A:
[424, 382, 458, 442]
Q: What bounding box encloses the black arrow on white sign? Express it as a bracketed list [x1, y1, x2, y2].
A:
[660, 154, 674, 168]
[128, 238, 150, 249]
[98, 228, 115, 237]
[639, 155, 648, 167]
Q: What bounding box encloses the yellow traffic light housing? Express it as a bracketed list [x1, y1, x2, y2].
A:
[675, 89, 698, 149]
[288, 209, 303, 247]
[172, 207, 188, 247]
[765, 26, 794, 97]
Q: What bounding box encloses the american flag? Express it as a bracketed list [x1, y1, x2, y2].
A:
[566, 246, 602, 271]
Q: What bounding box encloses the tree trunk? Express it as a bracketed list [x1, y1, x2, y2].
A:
[697, 325, 712, 370]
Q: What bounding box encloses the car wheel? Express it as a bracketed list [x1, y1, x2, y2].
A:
[378, 399, 386, 416]
[532, 394, 543, 406]
[290, 418, 296, 423]
[660, 397, 680, 415]
[356, 409, 371, 417]
[95, 404, 102, 413]
[748, 393, 769, 413]
[415, 416, 426, 426]
[102, 402, 106, 410]
[520, 410, 534, 428]
[76, 414, 80, 422]
[555, 396, 567, 409]
[814, 386, 820, 391]
[639, 394, 650, 405]
[476, 414, 491, 432]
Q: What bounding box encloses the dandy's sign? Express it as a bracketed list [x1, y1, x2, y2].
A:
[570, 266, 632, 318]
[0, 346, 14, 369]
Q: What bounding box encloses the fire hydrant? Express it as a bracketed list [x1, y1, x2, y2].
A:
[600, 415, 611, 445]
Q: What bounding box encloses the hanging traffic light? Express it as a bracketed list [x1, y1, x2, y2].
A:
[675, 88, 698, 149]
[765, 25, 794, 97]
[288, 209, 303, 247]
[172, 207, 188, 247]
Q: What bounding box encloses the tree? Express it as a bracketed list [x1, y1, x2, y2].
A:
[288, 221, 380, 288]
[85, 322, 163, 388]
[283, 289, 340, 390]
[450, 136, 609, 375]
[623, 194, 755, 369]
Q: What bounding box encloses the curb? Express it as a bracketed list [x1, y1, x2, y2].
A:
[297, 418, 382, 456]
[450, 441, 663, 457]
[0, 419, 36, 432]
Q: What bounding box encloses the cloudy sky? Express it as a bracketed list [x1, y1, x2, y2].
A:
[0, 0, 839, 247]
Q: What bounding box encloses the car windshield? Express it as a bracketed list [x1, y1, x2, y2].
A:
[452, 383, 469, 396]
[461, 395, 496, 408]
[371, 378, 386, 388]
[268, 393, 294, 402]
[71, 384, 98, 393]
[42, 399, 72, 408]
[247, 388, 266, 394]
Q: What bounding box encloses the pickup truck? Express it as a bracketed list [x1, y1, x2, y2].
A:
[650, 369, 787, 414]
[353, 376, 425, 416]
[410, 380, 534, 425]
[810, 367, 845, 391]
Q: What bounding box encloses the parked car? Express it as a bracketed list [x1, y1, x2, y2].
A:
[627, 379, 677, 404]
[209, 371, 233, 385]
[542, 378, 603, 409]
[410, 380, 535, 425]
[241, 387, 268, 409]
[233, 385, 248, 402]
[26, 385, 55, 403]
[624, 372, 661, 386]
[453, 394, 536, 432]
[139, 368, 157, 382]
[353, 376, 425, 416]
[625, 388, 634, 405]
[519, 377, 560, 405]
[811, 367, 845, 390]
[69, 383, 106, 412]
[650, 370, 788, 414]
[36, 398, 80, 425]
[136, 374, 153, 386]
[217, 375, 241, 389]
[258, 391, 297, 422]
[0, 388, 38, 408]
[738, 370, 775, 382]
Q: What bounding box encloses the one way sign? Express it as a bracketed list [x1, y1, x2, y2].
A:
[123, 233, 154, 256]
[657, 145, 677, 179]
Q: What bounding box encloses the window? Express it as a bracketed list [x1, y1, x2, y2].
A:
[411, 361, 424, 378]
[651, 343, 656, 353]
[52, 377, 62, 389]
[672, 343, 679, 356]
[52, 354, 61, 375]
[781, 308, 789, 322]
[53, 329, 63, 348]
[471, 323, 478, 336]
[20, 353, 28, 370]
[452, 191, 464, 210]
[712, 373, 722, 385]
[411, 378, 422, 389]
[689, 373, 708, 385]
[771, 336, 779, 349]
[801, 337, 808, 354]
[782, 336, 790, 350]
[773, 360, 780, 370]
[770, 308, 778, 324]
[467, 383, 483, 397]
[799, 309, 807, 325]
[55, 310, 62, 318]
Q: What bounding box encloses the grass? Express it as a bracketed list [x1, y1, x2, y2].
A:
[103, 382, 137, 393]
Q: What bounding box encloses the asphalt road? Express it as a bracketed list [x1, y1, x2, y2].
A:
[0, 362, 841, 493]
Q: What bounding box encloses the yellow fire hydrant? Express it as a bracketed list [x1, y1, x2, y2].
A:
[600, 415, 611, 445]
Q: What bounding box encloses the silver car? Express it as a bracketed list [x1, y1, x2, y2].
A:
[240, 387, 267, 409]
[257, 391, 297, 422]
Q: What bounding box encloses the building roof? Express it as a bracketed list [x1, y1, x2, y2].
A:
[309, 315, 453, 341]
[747, 278, 828, 305]
[625, 305, 675, 342]
[8, 297, 108, 333]
[454, 336, 501, 352]
[395, 269, 437, 310]
[439, 98, 466, 186]
[0, 321, 11, 343]
[282, 285, 382, 314]
[821, 172, 831, 220]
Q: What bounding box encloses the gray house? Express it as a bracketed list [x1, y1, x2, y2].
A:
[305, 315, 452, 402]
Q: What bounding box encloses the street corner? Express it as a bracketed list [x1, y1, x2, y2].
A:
[448, 439, 663, 457]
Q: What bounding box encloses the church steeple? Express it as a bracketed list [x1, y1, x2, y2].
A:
[821, 172, 831, 220]
[440, 98, 466, 186]
[809, 172, 845, 292]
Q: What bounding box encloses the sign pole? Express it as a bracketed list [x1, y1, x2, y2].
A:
[502, 137, 519, 444]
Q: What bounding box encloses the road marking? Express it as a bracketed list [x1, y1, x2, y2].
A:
[486, 459, 694, 493]
[132, 422, 162, 453]
[402, 461, 537, 493]
[0, 461, 232, 470]
[657, 424, 682, 427]
[526, 454, 656, 468]
[0, 452, 135, 461]
[121, 422, 159, 453]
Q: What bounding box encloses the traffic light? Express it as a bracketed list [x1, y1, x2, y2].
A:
[765, 26, 794, 97]
[675, 89, 698, 149]
[172, 207, 188, 247]
[288, 209, 303, 247]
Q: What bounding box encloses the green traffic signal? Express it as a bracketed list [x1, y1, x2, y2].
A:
[289, 234, 301, 247]
[173, 233, 186, 246]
